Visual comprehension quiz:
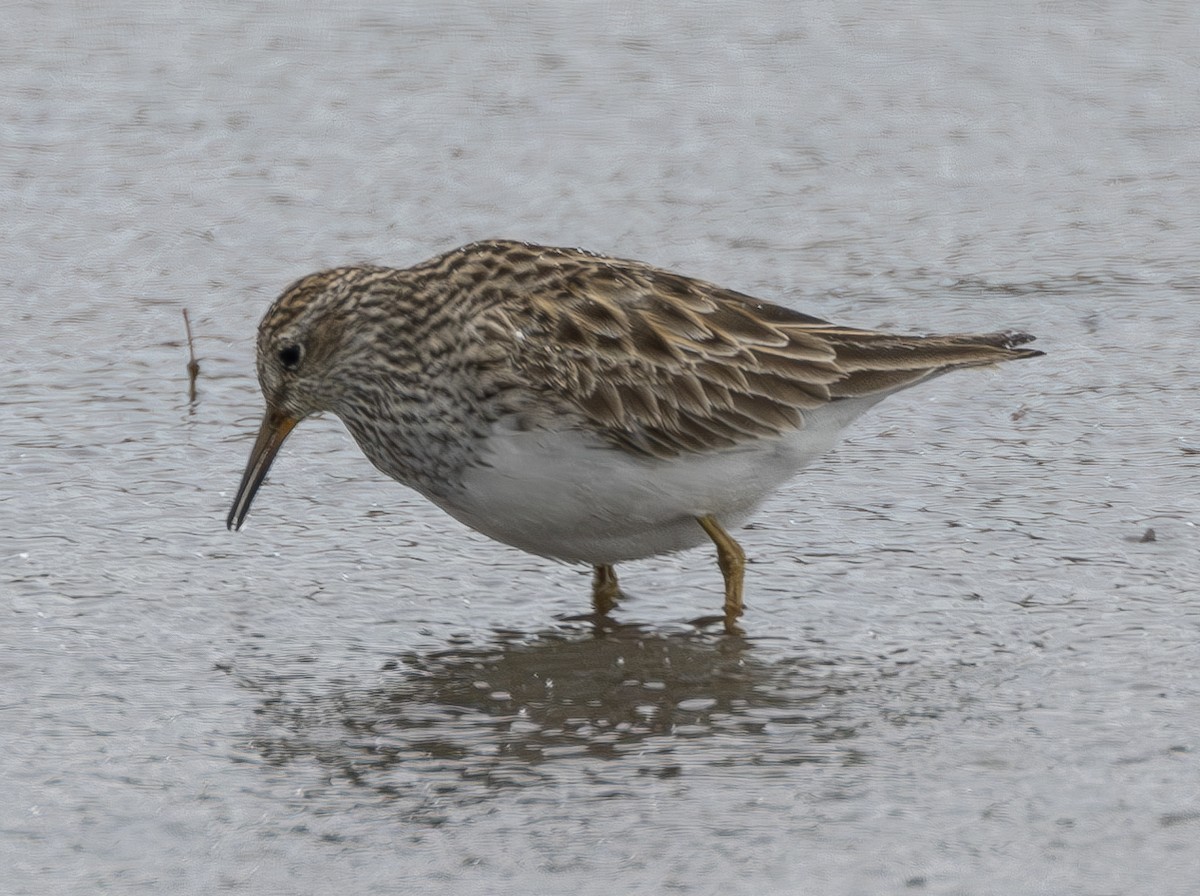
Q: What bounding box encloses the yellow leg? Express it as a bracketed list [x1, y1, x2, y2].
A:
[591, 564, 621, 616]
[696, 514, 746, 635]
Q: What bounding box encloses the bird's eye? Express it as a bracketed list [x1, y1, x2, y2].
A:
[278, 344, 303, 370]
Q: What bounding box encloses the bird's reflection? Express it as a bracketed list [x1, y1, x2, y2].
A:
[238, 623, 868, 822]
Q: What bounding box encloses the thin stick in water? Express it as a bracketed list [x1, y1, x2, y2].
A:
[183, 309, 200, 403]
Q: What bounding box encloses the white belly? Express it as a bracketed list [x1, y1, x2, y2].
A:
[439, 399, 880, 564]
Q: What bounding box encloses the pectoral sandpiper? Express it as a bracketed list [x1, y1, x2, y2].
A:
[227, 240, 1041, 634]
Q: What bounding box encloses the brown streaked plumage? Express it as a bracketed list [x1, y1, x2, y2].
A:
[228, 239, 1042, 634]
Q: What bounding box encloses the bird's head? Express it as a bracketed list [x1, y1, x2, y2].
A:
[226, 267, 393, 531]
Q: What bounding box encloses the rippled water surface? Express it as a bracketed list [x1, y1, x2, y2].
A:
[5, 3, 1200, 894]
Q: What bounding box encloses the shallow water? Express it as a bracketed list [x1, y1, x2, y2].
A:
[4, 3, 1200, 894]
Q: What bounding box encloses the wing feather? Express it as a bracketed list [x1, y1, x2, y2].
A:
[469, 242, 1040, 458]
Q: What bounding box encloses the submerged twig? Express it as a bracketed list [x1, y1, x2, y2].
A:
[183, 309, 200, 403]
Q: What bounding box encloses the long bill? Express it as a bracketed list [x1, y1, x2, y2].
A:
[226, 408, 300, 531]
